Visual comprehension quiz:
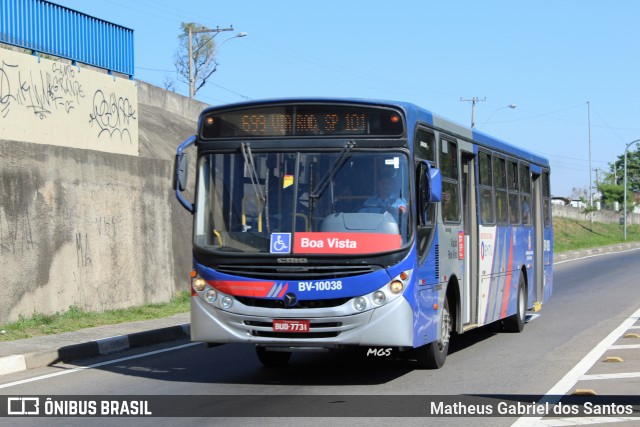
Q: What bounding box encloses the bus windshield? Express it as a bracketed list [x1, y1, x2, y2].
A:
[195, 148, 411, 255]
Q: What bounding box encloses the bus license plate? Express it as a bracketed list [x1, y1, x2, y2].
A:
[273, 319, 310, 333]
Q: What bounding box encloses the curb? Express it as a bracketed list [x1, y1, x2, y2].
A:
[554, 242, 640, 263]
[0, 324, 190, 377]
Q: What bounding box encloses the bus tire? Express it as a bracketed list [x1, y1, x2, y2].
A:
[415, 296, 451, 369]
[256, 347, 292, 367]
[503, 274, 526, 333]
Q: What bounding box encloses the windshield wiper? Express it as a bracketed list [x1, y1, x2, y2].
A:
[241, 142, 269, 232]
[309, 141, 356, 201]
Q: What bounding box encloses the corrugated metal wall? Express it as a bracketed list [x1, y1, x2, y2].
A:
[0, 0, 134, 77]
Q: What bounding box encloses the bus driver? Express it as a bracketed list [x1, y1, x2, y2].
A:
[360, 170, 407, 220]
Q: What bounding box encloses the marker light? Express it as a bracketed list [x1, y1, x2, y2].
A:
[353, 297, 367, 312]
[221, 296, 233, 309]
[389, 280, 404, 294]
[193, 278, 206, 292]
[390, 114, 400, 123]
[372, 291, 386, 305]
[205, 288, 218, 303]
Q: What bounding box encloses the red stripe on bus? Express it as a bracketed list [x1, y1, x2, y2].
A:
[209, 280, 274, 297]
[501, 233, 514, 318]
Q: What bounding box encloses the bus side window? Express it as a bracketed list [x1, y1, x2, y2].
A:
[520, 163, 531, 225]
[507, 160, 520, 224]
[493, 155, 508, 224]
[440, 138, 459, 223]
[543, 171, 551, 227]
[414, 128, 436, 265]
[478, 151, 494, 224]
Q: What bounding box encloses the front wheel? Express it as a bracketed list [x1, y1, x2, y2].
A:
[503, 273, 526, 333]
[256, 347, 292, 367]
[414, 296, 452, 369]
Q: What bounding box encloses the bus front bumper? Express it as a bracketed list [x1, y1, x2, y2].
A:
[190, 295, 415, 349]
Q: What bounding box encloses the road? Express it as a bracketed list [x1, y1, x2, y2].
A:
[1, 249, 639, 426]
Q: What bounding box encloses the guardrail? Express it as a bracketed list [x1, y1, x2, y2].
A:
[0, 0, 134, 77]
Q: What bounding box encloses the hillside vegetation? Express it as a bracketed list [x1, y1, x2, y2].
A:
[554, 216, 640, 253]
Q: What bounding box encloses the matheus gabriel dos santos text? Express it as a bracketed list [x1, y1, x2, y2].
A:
[430, 401, 634, 416]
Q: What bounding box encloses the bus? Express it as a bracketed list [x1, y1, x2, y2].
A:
[173, 98, 553, 369]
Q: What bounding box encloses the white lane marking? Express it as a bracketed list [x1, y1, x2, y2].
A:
[0, 342, 200, 390]
[580, 372, 640, 381]
[512, 306, 640, 427]
[609, 344, 640, 350]
[554, 247, 640, 265]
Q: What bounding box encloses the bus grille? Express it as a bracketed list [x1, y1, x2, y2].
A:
[236, 296, 350, 309]
[215, 264, 376, 280]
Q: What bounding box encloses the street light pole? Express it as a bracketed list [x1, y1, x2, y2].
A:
[587, 101, 593, 222]
[623, 138, 640, 240]
[477, 104, 516, 129]
[187, 25, 235, 98]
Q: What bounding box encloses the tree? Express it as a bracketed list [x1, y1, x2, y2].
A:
[596, 182, 632, 208]
[174, 22, 219, 97]
[609, 142, 640, 192]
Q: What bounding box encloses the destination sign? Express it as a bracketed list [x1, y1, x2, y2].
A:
[200, 104, 404, 138]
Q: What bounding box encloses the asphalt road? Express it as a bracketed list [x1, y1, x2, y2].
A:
[1, 249, 639, 427]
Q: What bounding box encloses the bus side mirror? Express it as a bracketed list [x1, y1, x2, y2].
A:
[426, 164, 442, 203]
[174, 152, 189, 192]
[417, 161, 442, 226]
[174, 135, 196, 213]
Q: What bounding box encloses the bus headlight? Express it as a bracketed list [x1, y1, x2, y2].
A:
[348, 270, 411, 313]
[353, 297, 367, 312]
[372, 291, 386, 305]
[221, 296, 233, 309]
[389, 280, 404, 294]
[205, 288, 218, 303]
[193, 277, 207, 292]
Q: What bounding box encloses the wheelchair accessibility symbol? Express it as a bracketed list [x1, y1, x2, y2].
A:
[270, 233, 291, 254]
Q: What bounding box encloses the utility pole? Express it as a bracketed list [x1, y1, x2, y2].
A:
[460, 97, 486, 128]
[587, 101, 593, 221]
[188, 25, 234, 98]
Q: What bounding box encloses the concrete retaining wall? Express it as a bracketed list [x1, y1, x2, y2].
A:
[0, 47, 206, 324]
[0, 139, 174, 322]
[552, 204, 640, 225]
[136, 80, 208, 121]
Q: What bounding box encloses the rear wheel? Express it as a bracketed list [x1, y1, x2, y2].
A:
[503, 273, 526, 333]
[256, 347, 292, 367]
[415, 296, 452, 369]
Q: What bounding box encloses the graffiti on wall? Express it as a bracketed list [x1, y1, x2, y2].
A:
[89, 90, 137, 144]
[0, 49, 138, 156]
[0, 60, 85, 119]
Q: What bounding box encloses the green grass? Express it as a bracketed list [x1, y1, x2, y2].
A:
[2, 218, 639, 342]
[553, 217, 640, 253]
[0, 291, 190, 342]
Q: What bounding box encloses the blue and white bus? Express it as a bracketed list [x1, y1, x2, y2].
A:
[174, 99, 553, 368]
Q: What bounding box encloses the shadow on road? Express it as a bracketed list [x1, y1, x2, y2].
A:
[74, 323, 502, 387]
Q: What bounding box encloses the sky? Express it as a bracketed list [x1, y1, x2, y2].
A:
[51, 0, 640, 197]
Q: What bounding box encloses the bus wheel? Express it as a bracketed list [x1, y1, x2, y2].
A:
[256, 347, 292, 367]
[415, 296, 451, 369]
[503, 274, 526, 333]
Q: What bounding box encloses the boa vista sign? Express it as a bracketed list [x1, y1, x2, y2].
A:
[293, 232, 401, 254]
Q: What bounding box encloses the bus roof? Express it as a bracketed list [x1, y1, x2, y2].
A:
[200, 97, 550, 168]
